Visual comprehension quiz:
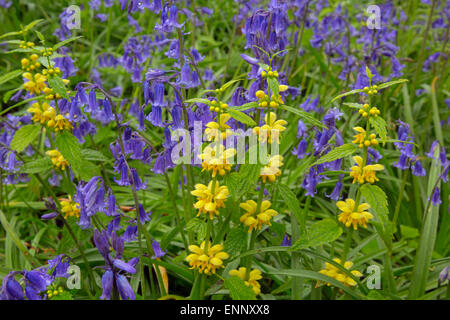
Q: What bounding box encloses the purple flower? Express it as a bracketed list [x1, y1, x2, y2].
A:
[152, 241, 166, 258]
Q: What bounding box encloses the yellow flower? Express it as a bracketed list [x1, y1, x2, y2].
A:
[260, 155, 283, 183]
[48, 114, 73, 132]
[229, 267, 263, 295]
[239, 200, 278, 232]
[23, 72, 48, 95]
[253, 112, 287, 144]
[349, 156, 384, 184]
[60, 196, 80, 219]
[199, 144, 236, 177]
[336, 198, 373, 230]
[191, 180, 229, 219]
[46, 149, 69, 171]
[352, 127, 366, 147]
[204, 113, 233, 141]
[319, 258, 362, 287]
[185, 241, 229, 274]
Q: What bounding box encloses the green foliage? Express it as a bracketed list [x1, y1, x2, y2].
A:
[224, 276, 256, 300]
[10, 124, 41, 152]
[291, 219, 343, 250]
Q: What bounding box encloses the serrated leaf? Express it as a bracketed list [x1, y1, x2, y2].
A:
[81, 149, 109, 162]
[48, 77, 69, 99]
[50, 291, 73, 300]
[224, 228, 247, 257]
[312, 143, 358, 166]
[369, 116, 387, 142]
[377, 79, 408, 90]
[227, 109, 256, 126]
[224, 276, 256, 300]
[280, 105, 326, 129]
[233, 164, 261, 198]
[10, 124, 41, 152]
[343, 102, 364, 109]
[291, 219, 342, 250]
[0, 69, 23, 86]
[21, 157, 53, 174]
[360, 184, 391, 247]
[23, 19, 44, 32]
[55, 131, 82, 173]
[53, 36, 82, 50]
[267, 77, 279, 97]
[329, 89, 364, 103]
[231, 101, 258, 111]
[184, 98, 211, 105]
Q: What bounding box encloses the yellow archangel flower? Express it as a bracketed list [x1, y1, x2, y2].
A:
[260, 155, 283, 183]
[349, 156, 384, 184]
[23, 72, 48, 95]
[199, 144, 236, 177]
[239, 200, 278, 232]
[185, 241, 229, 274]
[336, 198, 373, 230]
[46, 149, 69, 171]
[27, 102, 52, 124]
[204, 113, 233, 141]
[48, 114, 73, 132]
[191, 181, 229, 219]
[253, 112, 287, 144]
[319, 258, 363, 287]
[352, 127, 378, 148]
[60, 196, 80, 219]
[229, 267, 263, 295]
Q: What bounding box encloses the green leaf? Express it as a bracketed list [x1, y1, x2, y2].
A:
[81, 149, 109, 162]
[231, 101, 258, 111]
[10, 124, 41, 152]
[365, 66, 373, 79]
[312, 143, 358, 166]
[224, 276, 256, 300]
[369, 116, 387, 143]
[280, 105, 326, 129]
[76, 160, 100, 181]
[50, 291, 73, 300]
[35, 30, 45, 42]
[234, 164, 261, 197]
[53, 36, 83, 50]
[377, 79, 408, 90]
[329, 89, 364, 103]
[48, 77, 69, 100]
[342, 102, 364, 109]
[227, 108, 256, 126]
[0, 69, 23, 86]
[186, 218, 207, 241]
[224, 228, 247, 257]
[277, 184, 305, 235]
[55, 131, 82, 173]
[291, 219, 342, 250]
[360, 184, 391, 248]
[184, 98, 211, 105]
[267, 77, 279, 97]
[23, 19, 44, 32]
[21, 157, 53, 174]
[220, 79, 241, 92]
[408, 146, 441, 299]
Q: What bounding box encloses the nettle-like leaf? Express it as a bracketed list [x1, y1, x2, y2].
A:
[291, 219, 342, 250]
[230, 101, 258, 111]
[377, 79, 408, 90]
[48, 76, 69, 100]
[81, 149, 109, 162]
[227, 108, 256, 126]
[55, 131, 82, 173]
[280, 105, 326, 129]
[21, 157, 53, 174]
[360, 184, 392, 248]
[329, 89, 364, 103]
[184, 97, 211, 105]
[369, 116, 387, 143]
[224, 228, 247, 258]
[267, 77, 279, 97]
[312, 143, 358, 166]
[343, 102, 364, 109]
[224, 276, 256, 300]
[10, 124, 41, 152]
[186, 218, 207, 241]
